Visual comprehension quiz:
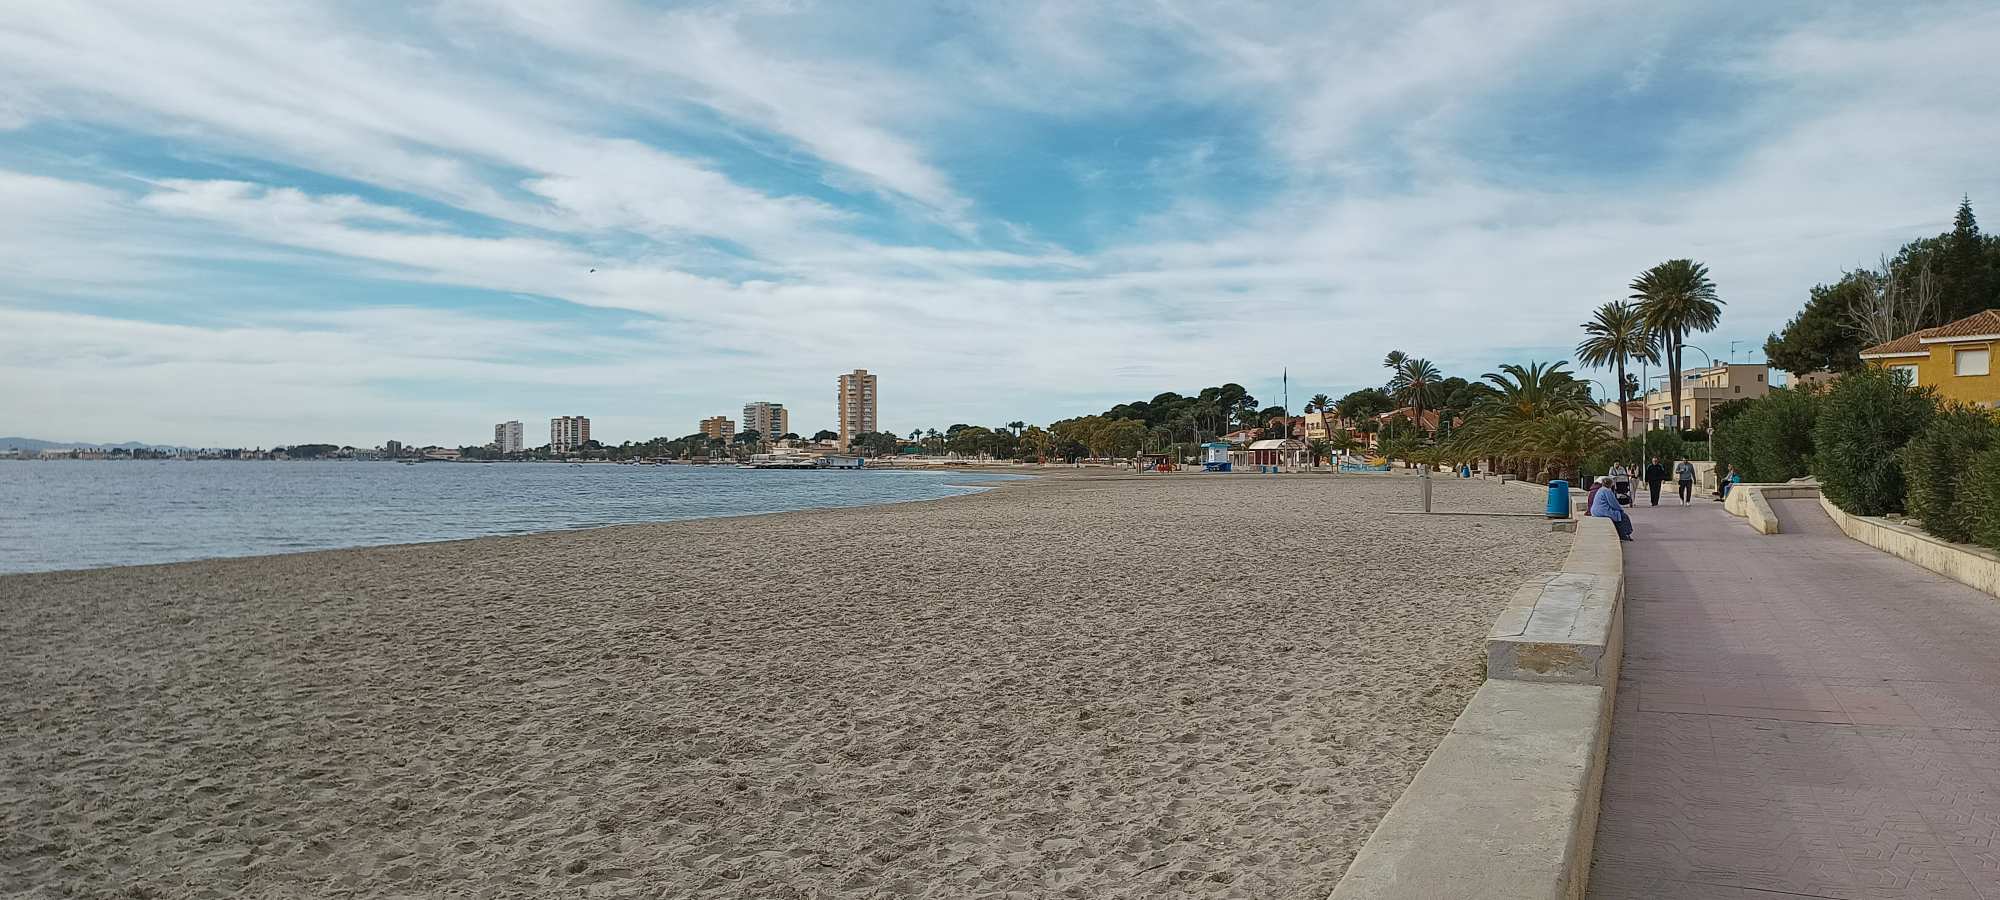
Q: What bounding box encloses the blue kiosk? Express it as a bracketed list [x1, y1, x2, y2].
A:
[1201, 441, 1232, 473]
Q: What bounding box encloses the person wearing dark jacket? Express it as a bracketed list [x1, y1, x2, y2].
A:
[1643, 457, 1668, 506]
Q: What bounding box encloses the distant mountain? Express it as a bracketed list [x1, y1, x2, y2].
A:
[0, 437, 181, 452]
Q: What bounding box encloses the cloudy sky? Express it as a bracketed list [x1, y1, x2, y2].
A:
[4, 1, 1997, 447]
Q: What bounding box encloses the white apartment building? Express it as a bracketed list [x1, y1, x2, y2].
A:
[741, 401, 789, 440]
[837, 369, 878, 449]
[493, 420, 524, 453]
[550, 415, 591, 453]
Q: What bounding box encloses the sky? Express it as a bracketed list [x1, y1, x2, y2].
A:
[3, 1, 1998, 448]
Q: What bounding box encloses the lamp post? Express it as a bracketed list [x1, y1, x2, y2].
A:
[1684, 345, 1717, 462]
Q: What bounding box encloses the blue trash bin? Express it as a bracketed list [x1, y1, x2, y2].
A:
[1546, 479, 1571, 518]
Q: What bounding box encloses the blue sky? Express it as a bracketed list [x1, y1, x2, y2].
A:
[4, 1, 1998, 447]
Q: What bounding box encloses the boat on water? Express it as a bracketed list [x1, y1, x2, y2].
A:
[740, 450, 866, 470]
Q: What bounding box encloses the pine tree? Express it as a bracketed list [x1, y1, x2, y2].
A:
[1940, 196, 1989, 321]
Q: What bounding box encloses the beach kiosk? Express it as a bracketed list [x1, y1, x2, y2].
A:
[1244, 438, 1307, 473]
[1200, 441, 1232, 473]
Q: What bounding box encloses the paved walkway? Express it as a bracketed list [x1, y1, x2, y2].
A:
[1587, 496, 2000, 899]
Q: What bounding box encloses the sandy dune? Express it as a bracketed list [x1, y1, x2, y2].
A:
[1, 472, 1566, 899]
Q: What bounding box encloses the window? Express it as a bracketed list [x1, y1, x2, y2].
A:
[1890, 364, 1919, 385]
[1956, 348, 1990, 377]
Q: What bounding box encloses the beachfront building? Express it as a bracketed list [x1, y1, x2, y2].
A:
[493, 420, 524, 453]
[1642, 363, 1770, 431]
[837, 369, 878, 450]
[741, 401, 788, 440]
[1592, 400, 1647, 435]
[700, 416, 736, 442]
[550, 416, 591, 453]
[1859, 309, 2000, 408]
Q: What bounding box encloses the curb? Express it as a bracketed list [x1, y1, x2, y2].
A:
[1818, 495, 2000, 597]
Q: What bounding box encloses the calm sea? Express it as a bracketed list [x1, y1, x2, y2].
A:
[0, 461, 1025, 575]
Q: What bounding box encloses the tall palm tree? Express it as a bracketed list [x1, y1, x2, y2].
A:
[1574, 301, 1659, 444]
[1630, 260, 1724, 433]
[1304, 393, 1333, 414]
[1393, 358, 1443, 440]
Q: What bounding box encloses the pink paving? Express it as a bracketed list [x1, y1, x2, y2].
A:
[1586, 497, 2000, 899]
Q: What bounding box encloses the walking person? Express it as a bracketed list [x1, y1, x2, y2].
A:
[1643, 456, 1668, 507]
[1674, 457, 1695, 505]
[1589, 475, 1635, 541]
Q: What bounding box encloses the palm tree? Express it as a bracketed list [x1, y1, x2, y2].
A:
[1630, 259, 1723, 433]
[1382, 350, 1407, 386]
[1304, 393, 1333, 414]
[1006, 420, 1025, 436]
[1459, 361, 1593, 478]
[1392, 358, 1443, 440]
[1574, 301, 1659, 444]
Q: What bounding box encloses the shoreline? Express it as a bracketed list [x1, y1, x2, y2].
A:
[2, 473, 1566, 898]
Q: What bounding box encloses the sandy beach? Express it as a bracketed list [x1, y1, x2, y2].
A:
[1, 472, 1566, 899]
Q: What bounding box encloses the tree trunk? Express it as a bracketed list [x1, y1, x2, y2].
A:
[1615, 358, 1630, 445]
[1667, 329, 1684, 435]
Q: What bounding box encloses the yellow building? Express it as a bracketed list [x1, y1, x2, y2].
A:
[699, 416, 736, 441]
[1859, 309, 1999, 408]
[1642, 363, 1771, 431]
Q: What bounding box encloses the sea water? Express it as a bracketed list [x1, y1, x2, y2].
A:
[0, 461, 1023, 574]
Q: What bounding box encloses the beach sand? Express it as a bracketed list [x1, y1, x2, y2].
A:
[1, 472, 1566, 899]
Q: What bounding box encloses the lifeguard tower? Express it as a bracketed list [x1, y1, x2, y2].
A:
[1200, 441, 1232, 473]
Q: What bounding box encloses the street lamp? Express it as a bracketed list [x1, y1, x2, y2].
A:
[1682, 345, 1718, 461]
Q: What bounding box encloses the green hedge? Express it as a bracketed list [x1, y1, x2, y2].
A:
[1811, 368, 1938, 516]
[1903, 408, 1999, 543]
[1712, 388, 1819, 483]
[1970, 445, 2000, 551]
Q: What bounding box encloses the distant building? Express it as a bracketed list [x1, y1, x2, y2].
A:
[1642, 364, 1770, 431]
[385, 440, 403, 458]
[493, 420, 524, 453]
[550, 416, 591, 453]
[1859, 309, 1999, 409]
[837, 369, 878, 450]
[700, 416, 736, 442]
[741, 401, 788, 441]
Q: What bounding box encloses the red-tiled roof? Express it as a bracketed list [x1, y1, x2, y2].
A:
[1861, 309, 2000, 357]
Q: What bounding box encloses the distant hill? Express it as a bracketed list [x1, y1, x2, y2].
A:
[0, 437, 179, 452]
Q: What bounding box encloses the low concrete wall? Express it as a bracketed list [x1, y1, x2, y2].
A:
[1818, 496, 2000, 598]
[1722, 483, 1821, 534]
[1329, 517, 1624, 900]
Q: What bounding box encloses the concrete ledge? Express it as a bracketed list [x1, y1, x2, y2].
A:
[1818, 496, 2000, 597]
[1330, 517, 1623, 900]
[1327, 681, 1611, 900]
[1487, 573, 1618, 684]
[1722, 483, 1820, 534]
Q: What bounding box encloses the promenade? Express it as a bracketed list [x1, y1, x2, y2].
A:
[1587, 496, 2000, 898]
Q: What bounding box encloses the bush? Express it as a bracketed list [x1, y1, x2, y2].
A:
[1969, 445, 2000, 551]
[1811, 368, 1939, 516]
[1902, 408, 2000, 543]
[1582, 429, 1691, 482]
[1713, 388, 1819, 483]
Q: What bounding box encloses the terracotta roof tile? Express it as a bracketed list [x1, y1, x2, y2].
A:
[1920, 309, 2000, 340]
[1859, 310, 2000, 357]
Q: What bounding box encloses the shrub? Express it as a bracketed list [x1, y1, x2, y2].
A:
[1969, 445, 2000, 551]
[1582, 429, 1690, 482]
[1904, 408, 2000, 543]
[1811, 368, 1938, 516]
[1714, 388, 1819, 483]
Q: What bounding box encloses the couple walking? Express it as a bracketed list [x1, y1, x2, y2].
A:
[1635, 456, 1697, 507]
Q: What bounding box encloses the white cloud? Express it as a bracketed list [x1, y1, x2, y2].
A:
[3, 2, 2000, 445]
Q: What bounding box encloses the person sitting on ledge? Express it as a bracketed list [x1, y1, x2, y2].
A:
[1588, 475, 1634, 542]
